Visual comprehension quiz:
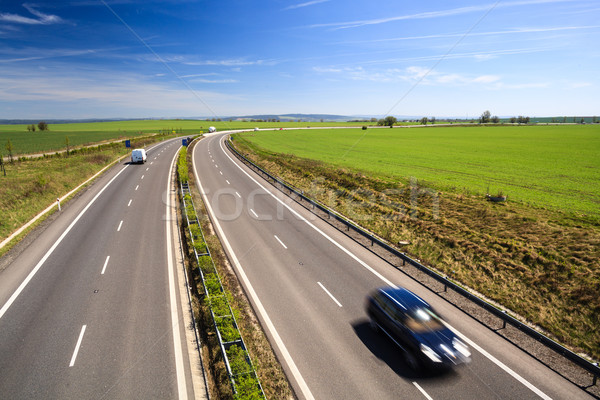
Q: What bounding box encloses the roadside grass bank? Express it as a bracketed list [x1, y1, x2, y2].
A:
[0, 134, 171, 257]
[231, 130, 600, 362]
[179, 139, 293, 399]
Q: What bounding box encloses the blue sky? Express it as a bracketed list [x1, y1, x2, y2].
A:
[0, 0, 598, 119]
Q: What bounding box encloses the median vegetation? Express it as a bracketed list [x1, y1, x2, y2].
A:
[177, 138, 293, 399]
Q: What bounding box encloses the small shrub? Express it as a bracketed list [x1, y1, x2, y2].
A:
[217, 317, 241, 343]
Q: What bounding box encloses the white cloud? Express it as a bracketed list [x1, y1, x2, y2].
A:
[0, 67, 240, 117]
[0, 4, 65, 25]
[283, 0, 330, 11]
[181, 58, 278, 67]
[190, 78, 238, 84]
[314, 65, 502, 86]
[340, 25, 600, 44]
[307, 0, 576, 30]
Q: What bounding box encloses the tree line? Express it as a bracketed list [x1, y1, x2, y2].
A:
[26, 121, 49, 132]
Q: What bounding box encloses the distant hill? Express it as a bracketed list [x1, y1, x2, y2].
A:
[221, 114, 353, 122]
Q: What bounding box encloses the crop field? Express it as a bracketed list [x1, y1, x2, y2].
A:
[0, 119, 367, 156]
[237, 124, 600, 217]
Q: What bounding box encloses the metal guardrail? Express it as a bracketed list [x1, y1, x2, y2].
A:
[181, 181, 266, 397]
[225, 137, 600, 388]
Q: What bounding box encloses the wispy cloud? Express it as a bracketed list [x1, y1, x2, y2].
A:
[334, 46, 553, 66]
[307, 0, 576, 30]
[314, 65, 502, 86]
[190, 78, 238, 84]
[340, 25, 600, 44]
[283, 0, 330, 11]
[0, 4, 65, 25]
[180, 58, 278, 67]
[0, 67, 240, 117]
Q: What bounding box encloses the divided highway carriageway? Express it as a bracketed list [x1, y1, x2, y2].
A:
[192, 131, 593, 400]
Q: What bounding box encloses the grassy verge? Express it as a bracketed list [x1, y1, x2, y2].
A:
[180, 139, 294, 399]
[232, 132, 600, 361]
[0, 134, 170, 256]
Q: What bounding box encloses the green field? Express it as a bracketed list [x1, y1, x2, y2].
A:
[237, 125, 600, 217]
[0, 119, 367, 156]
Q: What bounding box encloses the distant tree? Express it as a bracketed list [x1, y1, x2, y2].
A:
[420, 117, 428, 125]
[430, 116, 436, 125]
[377, 118, 385, 126]
[38, 121, 48, 131]
[5, 139, 13, 163]
[510, 117, 517, 123]
[563, 116, 567, 123]
[491, 115, 500, 123]
[384, 116, 397, 127]
[370, 117, 377, 123]
[593, 116, 598, 123]
[479, 110, 491, 124]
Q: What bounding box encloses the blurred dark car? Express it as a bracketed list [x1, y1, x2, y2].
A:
[366, 286, 471, 370]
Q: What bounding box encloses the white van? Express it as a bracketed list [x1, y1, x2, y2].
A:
[131, 148, 147, 164]
[208, 126, 216, 133]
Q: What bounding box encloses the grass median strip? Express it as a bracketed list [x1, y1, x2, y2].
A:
[178, 139, 293, 399]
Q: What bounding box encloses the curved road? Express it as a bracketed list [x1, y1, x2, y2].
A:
[0, 139, 197, 399]
[193, 132, 592, 400]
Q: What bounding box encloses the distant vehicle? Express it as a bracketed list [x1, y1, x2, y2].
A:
[131, 148, 147, 164]
[366, 286, 471, 370]
[254, 127, 259, 131]
[208, 126, 216, 133]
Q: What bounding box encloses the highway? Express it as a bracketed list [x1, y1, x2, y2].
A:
[0, 139, 197, 399]
[193, 132, 593, 400]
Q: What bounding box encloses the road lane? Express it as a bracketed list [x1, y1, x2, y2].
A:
[193, 132, 592, 400]
[0, 139, 195, 399]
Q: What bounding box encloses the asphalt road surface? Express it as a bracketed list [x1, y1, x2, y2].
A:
[0, 139, 196, 399]
[192, 132, 593, 400]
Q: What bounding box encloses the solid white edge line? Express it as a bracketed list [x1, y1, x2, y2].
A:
[218, 135, 554, 400]
[413, 382, 434, 400]
[193, 139, 316, 400]
[445, 322, 553, 400]
[274, 235, 288, 249]
[0, 164, 130, 320]
[317, 282, 342, 308]
[166, 146, 189, 400]
[101, 255, 110, 275]
[69, 325, 87, 367]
